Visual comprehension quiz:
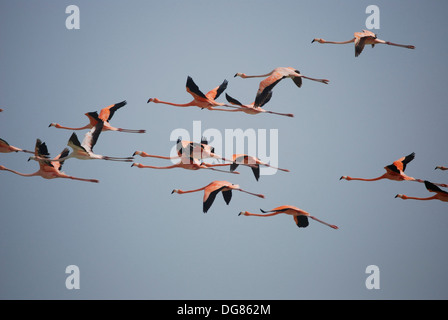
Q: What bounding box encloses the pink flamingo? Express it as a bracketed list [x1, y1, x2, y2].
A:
[172, 180, 265, 213]
[0, 139, 99, 183]
[234, 67, 329, 108]
[340, 152, 448, 187]
[312, 30, 415, 57]
[395, 180, 448, 203]
[224, 93, 294, 117]
[49, 100, 145, 133]
[230, 154, 290, 181]
[239, 205, 339, 229]
[148, 76, 244, 112]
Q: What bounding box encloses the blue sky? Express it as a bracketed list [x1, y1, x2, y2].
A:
[1, 0, 448, 299]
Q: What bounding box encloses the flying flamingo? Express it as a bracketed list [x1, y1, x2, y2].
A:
[0, 138, 33, 154]
[31, 121, 134, 163]
[435, 166, 448, 171]
[131, 157, 240, 174]
[340, 152, 448, 188]
[224, 93, 294, 118]
[133, 137, 234, 164]
[234, 67, 329, 108]
[148, 76, 240, 112]
[239, 205, 339, 229]
[171, 180, 265, 213]
[311, 30, 415, 57]
[395, 180, 448, 203]
[0, 139, 99, 183]
[230, 154, 290, 181]
[49, 100, 145, 133]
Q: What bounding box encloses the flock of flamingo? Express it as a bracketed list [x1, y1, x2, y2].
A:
[1, 30, 446, 231]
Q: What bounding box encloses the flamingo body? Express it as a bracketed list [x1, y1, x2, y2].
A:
[172, 180, 265, 213]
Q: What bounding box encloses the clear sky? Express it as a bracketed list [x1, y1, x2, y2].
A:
[1, 0, 447, 300]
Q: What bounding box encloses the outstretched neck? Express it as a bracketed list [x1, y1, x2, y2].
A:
[175, 187, 207, 194]
[2, 168, 39, 177]
[322, 38, 355, 44]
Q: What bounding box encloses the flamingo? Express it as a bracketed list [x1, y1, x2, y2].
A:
[0, 139, 99, 183]
[31, 121, 134, 163]
[131, 157, 239, 174]
[239, 205, 339, 229]
[435, 166, 448, 171]
[340, 152, 448, 187]
[133, 137, 234, 164]
[395, 180, 448, 203]
[0, 138, 33, 154]
[171, 180, 265, 213]
[230, 154, 290, 181]
[147, 76, 239, 111]
[224, 93, 294, 118]
[311, 30, 415, 57]
[234, 67, 329, 108]
[49, 100, 145, 133]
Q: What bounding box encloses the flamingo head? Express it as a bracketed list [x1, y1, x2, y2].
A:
[133, 151, 141, 156]
[340, 176, 351, 181]
[238, 211, 249, 216]
[395, 194, 407, 200]
[27, 156, 37, 162]
[0, 165, 5, 170]
[131, 163, 143, 168]
[234, 73, 246, 78]
[48, 123, 59, 128]
[311, 38, 325, 44]
[147, 98, 160, 103]
[171, 189, 180, 194]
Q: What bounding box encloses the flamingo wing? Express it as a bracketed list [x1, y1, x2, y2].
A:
[99, 100, 127, 122]
[255, 77, 282, 108]
[292, 69, 303, 88]
[35, 139, 53, 169]
[81, 120, 104, 152]
[251, 165, 260, 181]
[424, 180, 448, 195]
[294, 215, 309, 228]
[0, 138, 10, 147]
[206, 80, 228, 101]
[52, 148, 70, 171]
[355, 36, 367, 57]
[186, 76, 208, 100]
[85, 111, 100, 127]
[203, 186, 226, 213]
[222, 190, 233, 205]
[68, 132, 89, 154]
[399, 152, 415, 172]
[225, 93, 244, 106]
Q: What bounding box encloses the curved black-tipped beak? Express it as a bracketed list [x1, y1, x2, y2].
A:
[233, 73, 237, 77]
[171, 190, 175, 194]
[147, 98, 151, 103]
[394, 194, 399, 198]
[311, 39, 315, 43]
[238, 212, 242, 216]
[339, 176, 343, 180]
[48, 124, 52, 127]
